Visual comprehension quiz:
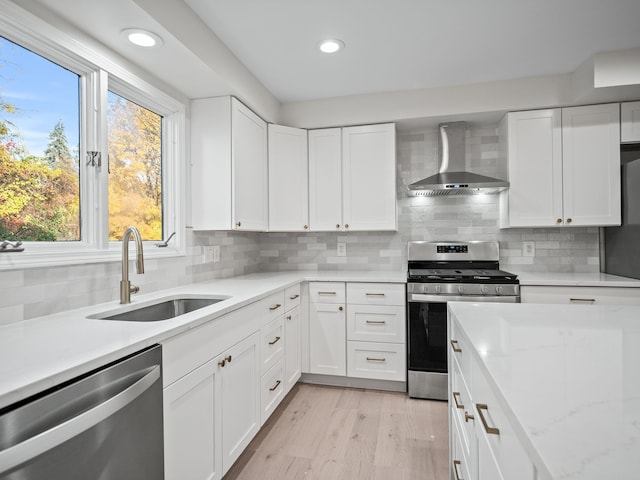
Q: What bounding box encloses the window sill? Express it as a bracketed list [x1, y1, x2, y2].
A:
[0, 245, 186, 271]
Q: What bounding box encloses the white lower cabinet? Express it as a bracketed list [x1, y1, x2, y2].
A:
[284, 304, 301, 392]
[449, 315, 535, 480]
[164, 358, 221, 480]
[309, 301, 346, 376]
[219, 331, 261, 472]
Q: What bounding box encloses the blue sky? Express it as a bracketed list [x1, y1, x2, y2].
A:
[0, 36, 80, 158]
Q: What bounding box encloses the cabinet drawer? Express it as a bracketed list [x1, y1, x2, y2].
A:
[261, 316, 285, 374]
[450, 356, 473, 460]
[258, 290, 286, 325]
[347, 282, 405, 306]
[472, 361, 534, 480]
[451, 410, 473, 480]
[346, 305, 405, 343]
[521, 285, 640, 306]
[346, 341, 406, 381]
[309, 282, 345, 303]
[284, 284, 301, 311]
[449, 319, 473, 390]
[260, 357, 285, 425]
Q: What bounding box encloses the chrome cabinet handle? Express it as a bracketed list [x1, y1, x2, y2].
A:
[453, 460, 463, 480]
[452, 391, 464, 409]
[0, 365, 160, 473]
[269, 380, 281, 392]
[450, 339, 462, 353]
[366, 357, 386, 362]
[268, 336, 281, 346]
[366, 320, 386, 324]
[476, 403, 500, 435]
[269, 304, 282, 311]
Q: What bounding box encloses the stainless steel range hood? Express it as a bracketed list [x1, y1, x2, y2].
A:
[407, 122, 508, 196]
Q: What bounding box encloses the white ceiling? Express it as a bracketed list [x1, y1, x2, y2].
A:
[28, 0, 640, 105]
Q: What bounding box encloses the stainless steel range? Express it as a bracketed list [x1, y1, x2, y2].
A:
[406, 241, 520, 400]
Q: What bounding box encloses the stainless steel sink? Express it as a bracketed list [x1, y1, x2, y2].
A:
[88, 295, 230, 322]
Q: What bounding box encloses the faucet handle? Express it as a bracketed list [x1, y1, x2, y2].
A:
[130, 284, 140, 295]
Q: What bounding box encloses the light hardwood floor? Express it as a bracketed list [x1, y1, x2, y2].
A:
[224, 383, 449, 480]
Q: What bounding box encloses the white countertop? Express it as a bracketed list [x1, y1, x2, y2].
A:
[0, 270, 405, 410]
[515, 271, 640, 287]
[449, 301, 640, 480]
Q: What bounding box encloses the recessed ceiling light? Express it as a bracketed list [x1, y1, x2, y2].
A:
[121, 28, 163, 48]
[319, 39, 345, 54]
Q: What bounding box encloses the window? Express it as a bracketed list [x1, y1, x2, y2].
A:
[0, 6, 185, 269]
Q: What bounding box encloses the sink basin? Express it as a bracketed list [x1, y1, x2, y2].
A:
[88, 295, 230, 322]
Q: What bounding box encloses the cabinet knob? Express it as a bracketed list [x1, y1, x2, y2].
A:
[566, 218, 572, 224]
[556, 218, 562, 224]
[235, 221, 241, 227]
[338, 306, 343, 311]
[303, 225, 309, 230]
[336, 224, 340, 229]
[226, 355, 232, 363]
[218, 359, 226, 367]
[344, 223, 349, 229]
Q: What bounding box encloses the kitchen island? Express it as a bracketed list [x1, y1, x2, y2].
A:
[448, 301, 640, 480]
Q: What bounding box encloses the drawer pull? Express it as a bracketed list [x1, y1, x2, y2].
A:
[318, 291, 337, 295]
[450, 339, 462, 353]
[476, 404, 500, 435]
[365, 293, 385, 297]
[218, 359, 226, 367]
[465, 411, 475, 423]
[569, 297, 596, 303]
[289, 294, 300, 300]
[366, 320, 386, 324]
[453, 460, 463, 480]
[269, 380, 281, 392]
[452, 391, 464, 409]
[366, 357, 386, 362]
[268, 336, 281, 346]
[269, 304, 282, 311]
[225, 355, 232, 363]
[287, 315, 292, 320]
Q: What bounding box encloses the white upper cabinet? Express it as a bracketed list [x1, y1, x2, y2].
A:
[308, 124, 397, 232]
[191, 96, 268, 231]
[268, 124, 309, 231]
[308, 128, 343, 231]
[621, 101, 640, 143]
[342, 123, 397, 231]
[500, 103, 620, 228]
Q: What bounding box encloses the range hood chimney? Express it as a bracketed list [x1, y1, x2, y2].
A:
[407, 122, 509, 196]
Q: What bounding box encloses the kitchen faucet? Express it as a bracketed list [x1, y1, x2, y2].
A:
[120, 226, 145, 304]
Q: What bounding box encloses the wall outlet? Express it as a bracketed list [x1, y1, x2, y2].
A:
[203, 245, 215, 263]
[523, 241, 535, 257]
[213, 245, 220, 263]
[337, 242, 347, 257]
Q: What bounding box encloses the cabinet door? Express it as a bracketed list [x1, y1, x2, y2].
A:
[562, 103, 621, 226]
[342, 123, 397, 231]
[284, 305, 301, 392]
[164, 359, 222, 480]
[503, 109, 563, 227]
[231, 98, 268, 231]
[308, 128, 343, 231]
[309, 302, 346, 376]
[220, 331, 261, 474]
[622, 101, 640, 143]
[268, 124, 309, 231]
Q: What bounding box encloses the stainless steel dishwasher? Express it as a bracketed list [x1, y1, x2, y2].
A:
[0, 344, 164, 479]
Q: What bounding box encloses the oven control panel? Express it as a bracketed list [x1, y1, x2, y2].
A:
[436, 244, 468, 254]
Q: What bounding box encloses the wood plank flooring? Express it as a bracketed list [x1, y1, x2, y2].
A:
[223, 383, 449, 480]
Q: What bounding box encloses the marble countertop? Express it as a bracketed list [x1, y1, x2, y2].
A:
[449, 301, 640, 480]
[0, 270, 405, 410]
[515, 271, 640, 287]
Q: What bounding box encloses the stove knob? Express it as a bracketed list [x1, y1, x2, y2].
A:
[435, 285, 441, 294]
[496, 286, 503, 295]
[421, 284, 428, 294]
[457, 285, 464, 294]
[481, 286, 489, 294]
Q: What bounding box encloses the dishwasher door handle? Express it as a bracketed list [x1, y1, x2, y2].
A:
[0, 364, 160, 474]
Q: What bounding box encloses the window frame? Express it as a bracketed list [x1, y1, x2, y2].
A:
[0, 2, 186, 270]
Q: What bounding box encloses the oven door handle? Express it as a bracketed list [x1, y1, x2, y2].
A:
[408, 293, 519, 303]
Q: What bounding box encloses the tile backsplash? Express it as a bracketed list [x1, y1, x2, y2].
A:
[0, 123, 599, 324]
